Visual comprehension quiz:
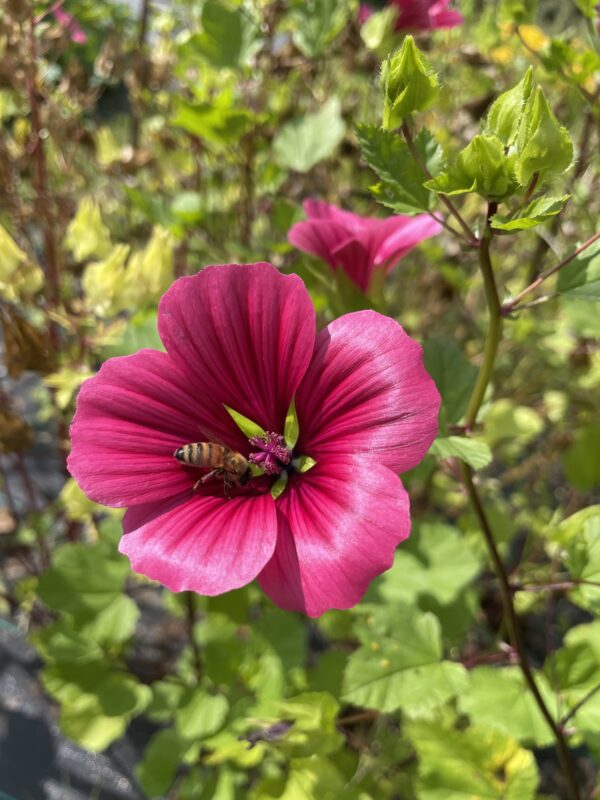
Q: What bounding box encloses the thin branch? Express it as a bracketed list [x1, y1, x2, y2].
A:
[184, 592, 202, 683]
[507, 293, 556, 314]
[502, 230, 600, 315]
[461, 466, 581, 800]
[561, 682, 600, 727]
[400, 121, 479, 246]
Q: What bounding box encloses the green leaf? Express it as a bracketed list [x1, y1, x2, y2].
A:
[274, 692, 344, 757]
[37, 541, 130, 618]
[193, 0, 262, 69]
[360, 6, 398, 53]
[172, 100, 254, 145]
[223, 404, 266, 439]
[557, 238, 600, 300]
[284, 398, 299, 448]
[425, 134, 516, 199]
[43, 662, 151, 751]
[430, 436, 492, 470]
[171, 191, 204, 224]
[423, 337, 478, 425]
[406, 717, 539, 799]
[35, 622, 102, 665]
[563, 424, 600, 491]
[374, 522, 483, 607]
[64, 197, 112, 262]
[356, 125, 441, 214]
[491, 194, 570, 231]
[574, 0, 596, 18]
[273, 98, 346, 173]
[563, 509, 600, 611]
[486, 68, 534, 147]
[136, 728, 188, 798]
[381, 36, 439, 129]
[458, 666, 555, 746]
[78, 594, 140, 646]
[482, 399, 544, 448]
[514, 86, 573, 187]
[251, 756, 352, 800]
[342, 609, 468, 714]
[175, 690, 229, 741]
[102, 310, 164, 358]
[545, 636, 600, 732]
[289, 0, 349, 58]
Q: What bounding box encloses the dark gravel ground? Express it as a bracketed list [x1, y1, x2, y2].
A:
[0, 619, 147, 800]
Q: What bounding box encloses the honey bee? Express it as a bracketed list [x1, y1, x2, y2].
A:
[173, 442, 251, 490]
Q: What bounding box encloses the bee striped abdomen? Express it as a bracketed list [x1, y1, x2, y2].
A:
[174, 442, 222, 467]
[173, 442, 250, 488]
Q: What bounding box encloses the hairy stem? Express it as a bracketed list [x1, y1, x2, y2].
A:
[464, 203, 501, 430]
[460, 210, 581, 799]
[400, 121, 478, 246]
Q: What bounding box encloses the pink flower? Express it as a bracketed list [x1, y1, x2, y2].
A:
[51, 3, 88, 44]
[360, 0, 463, 32]
[68, 263, 439, 617]
[288, 200, 442, 294]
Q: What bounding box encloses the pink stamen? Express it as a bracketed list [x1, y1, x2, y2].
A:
[248, 432, 292, 476]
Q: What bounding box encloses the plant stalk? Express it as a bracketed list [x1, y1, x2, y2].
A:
[464, 204, 502, 430]
[460, 209, 581, 799]
[461, 465, 580, 800]
[400, 121, 479, 246]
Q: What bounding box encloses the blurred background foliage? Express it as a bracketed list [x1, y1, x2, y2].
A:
[0, 0, 599, 797]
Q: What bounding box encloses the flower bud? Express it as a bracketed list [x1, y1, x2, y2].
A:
[381, 36, 439, 130]
[514, 86, 573, 186]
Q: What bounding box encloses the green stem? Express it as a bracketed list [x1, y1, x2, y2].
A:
[464, 205, 502, 430]
[400, 121, 479, 246]
[184, 592, 202, 683]
[460, 206, 581, 800]
[461, 465, 581, 800]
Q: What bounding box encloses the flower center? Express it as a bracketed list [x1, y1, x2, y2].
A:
[248, 432, 292, 476]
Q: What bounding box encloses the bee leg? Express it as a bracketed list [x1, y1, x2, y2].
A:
[193, 470, 221, 491]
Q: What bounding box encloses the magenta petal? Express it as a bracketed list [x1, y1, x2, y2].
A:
[288, 219, 348, 271]
[374, 215, 442, 268]
[158, 264, 315, 433]
[258, 457, 410, 617]
[296, 311, 440, 473]
[68, 349, 238, 508]
[428, 0, 464, 28]
[120, 491, 277, 595]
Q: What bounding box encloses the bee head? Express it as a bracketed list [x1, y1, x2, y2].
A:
[173, 447, 184, 461]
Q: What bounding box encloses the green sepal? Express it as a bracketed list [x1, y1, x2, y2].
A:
[295, 455, 317, 473]
[424, 134, 516, 199]
[486, 67, 534, 146]
[284, 398, 300, 449]
[514, 86, 573, 187]
[270, 470, 288, 500]
[381, 36, 439, 129]
[223, 404, 266, 439]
